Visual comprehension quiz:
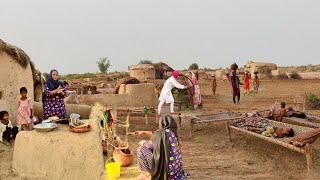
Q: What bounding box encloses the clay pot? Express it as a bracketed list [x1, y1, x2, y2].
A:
[113, 148, 134, 167]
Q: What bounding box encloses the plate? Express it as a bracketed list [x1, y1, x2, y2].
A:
[42, 119, 52, 123]
[34, 123, 58, 132]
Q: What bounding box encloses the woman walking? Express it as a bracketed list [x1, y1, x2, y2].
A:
[230, 63, 241, 104]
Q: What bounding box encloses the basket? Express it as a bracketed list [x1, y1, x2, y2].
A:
[113, 148, 134, 167]
[105, 158, 121, 180]
[68, 125, 91, 133]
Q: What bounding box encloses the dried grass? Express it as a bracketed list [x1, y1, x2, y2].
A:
[0, 39, 30, 68]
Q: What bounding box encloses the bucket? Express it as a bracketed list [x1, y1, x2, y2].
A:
[105, 158, 121, 180]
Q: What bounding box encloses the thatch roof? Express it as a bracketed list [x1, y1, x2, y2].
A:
[153, 62, 174, 79]
[0, 39, 44, 86]
[153, 62, 174, 72]
[0, 39, 31, 68]
[128, 64, 155, 70]
[245, 62, 277, 68]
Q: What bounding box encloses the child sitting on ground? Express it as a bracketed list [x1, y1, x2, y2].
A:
[17, 87, 33, 130]
[0, 111, 19, 145]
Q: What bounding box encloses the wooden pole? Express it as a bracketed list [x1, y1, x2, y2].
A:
[145, 115, 148, 125]
[156, 113, 159, 124]
[305, 143, 312, 174]
[189, 119, 194, 138]
[226, 121, 232, 142]
[113, 106, 117, 136]
[125, 112, 130, 146]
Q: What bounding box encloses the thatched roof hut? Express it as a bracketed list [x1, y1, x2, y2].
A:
[244, 62, 277, 75]
[153, 62, 174, 79]
[0, 39, 39, 124]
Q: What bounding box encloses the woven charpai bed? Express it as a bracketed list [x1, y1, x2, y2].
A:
[282, 116, 320, 128]
[187, 111, 241, 137]
[227, 117, 317, 173]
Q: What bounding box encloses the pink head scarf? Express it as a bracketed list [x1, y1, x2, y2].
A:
[172, 70, 180, 79]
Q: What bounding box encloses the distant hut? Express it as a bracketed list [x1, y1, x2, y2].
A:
[128, 64, 155, 81]
[215, 69, 227, 80]
[244, 61, 277, 75]
[153, 62, 174, 79]
[0, 39, 41, 124]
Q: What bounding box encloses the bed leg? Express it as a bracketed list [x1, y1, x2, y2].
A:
[305, 143, 312, 174]
[156, 114, 158, 124]
[189, 120, 194, 138]
[226, 121, 232, 142]
[179, 114, 182, 128]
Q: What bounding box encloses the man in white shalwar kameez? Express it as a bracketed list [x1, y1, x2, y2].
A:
[158, 70, 187, 115]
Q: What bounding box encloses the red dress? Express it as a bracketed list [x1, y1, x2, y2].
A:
[243, 74, 250, 91]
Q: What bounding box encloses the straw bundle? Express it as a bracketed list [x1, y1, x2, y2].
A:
[89, 102, 106, 120]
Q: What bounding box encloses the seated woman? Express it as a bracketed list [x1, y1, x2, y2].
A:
[134, 115, 187, 180]
[42, 69, 66, 119]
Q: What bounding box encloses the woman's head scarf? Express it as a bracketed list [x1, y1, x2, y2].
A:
[46, 69, 63, 91]
[151, 115, 178, 180]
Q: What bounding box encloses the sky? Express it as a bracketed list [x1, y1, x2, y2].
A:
[1, 0, 320, 74]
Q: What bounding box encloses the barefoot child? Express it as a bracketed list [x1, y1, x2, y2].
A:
[0, 111, 19, 145]
[253, 72, 260, 93]
[17, 87, 33, 131]
[243, 71, 251, 95]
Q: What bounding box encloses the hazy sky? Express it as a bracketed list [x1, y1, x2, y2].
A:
[1, 0, 319, 74]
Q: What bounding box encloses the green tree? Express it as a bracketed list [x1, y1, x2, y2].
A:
[97, 57, 111, 73]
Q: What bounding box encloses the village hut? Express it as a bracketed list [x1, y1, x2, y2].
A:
[129, 64, 155, 81]
[0, 39, 40, 124]
[244, 61, 277, 75]
[153, 61, 174, 79]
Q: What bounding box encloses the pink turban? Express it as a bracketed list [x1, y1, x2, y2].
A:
[172, 70, 180, 79]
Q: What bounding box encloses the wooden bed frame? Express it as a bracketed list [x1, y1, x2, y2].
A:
[187, 112, 241, 137]
[227, 120, 314, 173]
[282, 117, 319, 128]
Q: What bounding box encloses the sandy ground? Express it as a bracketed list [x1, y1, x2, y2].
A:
[1, 79, 320, 180]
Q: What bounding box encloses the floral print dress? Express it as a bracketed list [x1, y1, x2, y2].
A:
[43, 84, 66, 119]
[17, 98, 33, 125]
[137, 129, 186, 180]
[166, 129, 185, 179]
